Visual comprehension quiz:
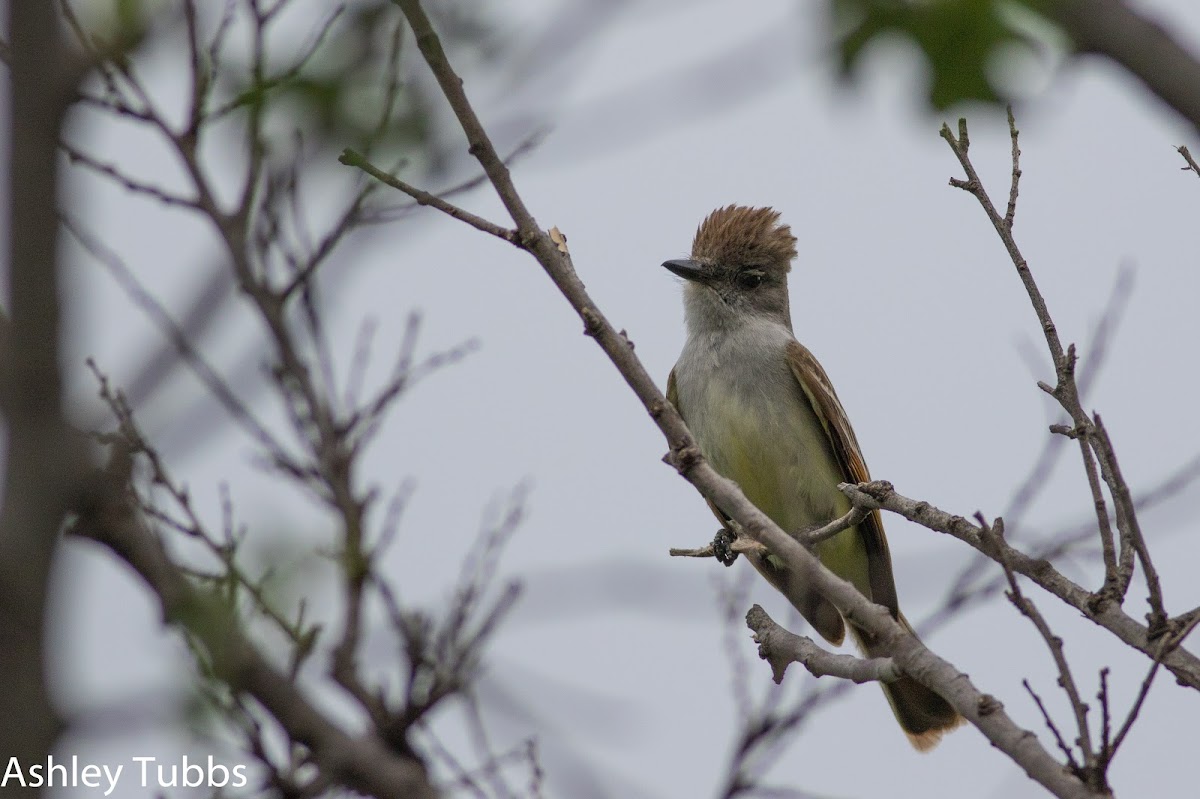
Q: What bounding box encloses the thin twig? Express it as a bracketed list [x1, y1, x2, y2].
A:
[716, 680, 850, 799]
[715, 569, 758, 722]
[979, 514, 1097, 780]
[1090, 414, 1166, 628]
[669, 505, 866, 558]
[71, 508, 436, 799]
[1105, 659, 1160, 761]
[339, 148, 519, 245]
[948, 266, 1135, 600]
[801, 505, 869, 548]
[62, 142, 202, 210]
[1177, 145, 1200, 177]
[941, 110, 1163, 624]
[1106, 611, 1200, 762]
[1005, 105, 1022, 228]
[62, 213, 301, 473]
[1024, 680, 1081, 772]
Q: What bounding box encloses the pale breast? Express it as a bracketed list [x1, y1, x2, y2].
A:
[673, 321, 849, 534]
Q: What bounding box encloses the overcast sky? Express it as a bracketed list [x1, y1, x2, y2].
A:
[47, 1, 1200, 797]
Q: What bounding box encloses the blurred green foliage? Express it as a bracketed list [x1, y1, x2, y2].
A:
[73, 0, 504, 174]
[221, 0, 502, 168]
[832, 0, 1058, 109]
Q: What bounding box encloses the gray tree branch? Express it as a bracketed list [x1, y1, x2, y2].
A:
[375, 3, 1108, 796]
[941, 111, 1166, 631]
[840, 481, 1200, 692]
[71, 500, 438, 799]
[747, 605, 903, 686]
[0, 5, 79, 792]
[1039, 0, 1200, 133]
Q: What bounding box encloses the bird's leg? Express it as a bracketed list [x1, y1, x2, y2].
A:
[794, 521, 825, 550]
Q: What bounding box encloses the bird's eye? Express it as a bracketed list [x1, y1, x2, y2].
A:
[735, 270, 765, 289]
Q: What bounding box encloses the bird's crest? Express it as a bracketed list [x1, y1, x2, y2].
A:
[691, 205, 797, 271]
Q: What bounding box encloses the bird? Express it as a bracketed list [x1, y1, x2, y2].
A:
[662, 205, 961, 750]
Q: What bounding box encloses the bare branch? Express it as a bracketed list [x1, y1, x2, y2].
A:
[947, 265, 1135, 602]
[1089, 413, 1166, 624]
[378, 5, 1105, 796]
[669, 542, 719, 558]
[63, 214, 302, 473]
[840, 481, 1200, 692]
[62, 141, 202, 210]
[1039, 0, 1200, 133]
[362, 134, 545, 226]
[1004, 105, 1022, 229]
[391, 1, 541, 239]
[800, 506, 870, 548]
[979, 515, 1099, 786]
[670, 505, 866, 560]
[941, 111, 1166, 628]
[86, 368, 317, 662]
[1178, 145, 1200, 178]
[668, 530, 765, 560]
[747, 605, 903, 686]
[339, 148, 519, 245]
[716, 679, 851, 799]
[0, 2, 80, 781]
[71, 505, 437, 799]
[1105, 610, 1200, 764]
[1104, 659, 1160, 764]
[1024, 680, 1081, 772]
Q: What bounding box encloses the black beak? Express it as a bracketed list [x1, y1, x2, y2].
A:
[662, 258, 706, 282]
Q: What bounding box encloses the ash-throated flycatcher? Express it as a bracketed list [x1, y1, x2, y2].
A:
[663, 205, 960, 749]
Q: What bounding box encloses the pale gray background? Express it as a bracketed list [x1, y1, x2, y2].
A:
[44, 0, 1200, 796]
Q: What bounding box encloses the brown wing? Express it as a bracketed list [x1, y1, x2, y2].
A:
[784, 340, 899, 617]
[678, 359, 960, 746]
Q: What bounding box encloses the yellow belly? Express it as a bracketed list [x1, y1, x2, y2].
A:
[686, 377, 873, 598]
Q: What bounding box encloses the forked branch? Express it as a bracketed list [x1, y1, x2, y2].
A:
[940, 110, 1166, 633]
[346, 4, 1111, 797]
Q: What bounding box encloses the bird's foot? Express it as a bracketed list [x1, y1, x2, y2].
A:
[713, 526, 738, 567]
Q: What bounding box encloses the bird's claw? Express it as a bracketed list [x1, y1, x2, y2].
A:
[713, 527, 738, 566]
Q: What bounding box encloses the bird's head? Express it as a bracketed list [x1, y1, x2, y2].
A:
[663, 205, 797, 332]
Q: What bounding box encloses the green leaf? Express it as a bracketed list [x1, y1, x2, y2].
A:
[834, 0, 1028, 109]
